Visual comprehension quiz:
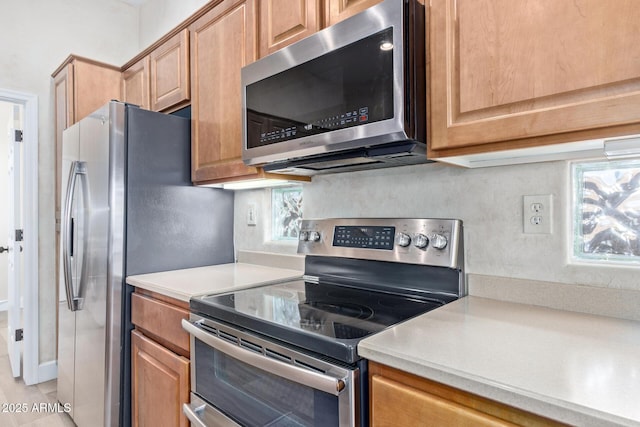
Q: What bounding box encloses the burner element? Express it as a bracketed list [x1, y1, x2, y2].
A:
[306, 301, 374, 320]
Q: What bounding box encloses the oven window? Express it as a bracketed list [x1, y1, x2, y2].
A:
[194, 339, 340, 426]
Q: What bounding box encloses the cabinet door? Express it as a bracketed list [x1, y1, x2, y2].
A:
[53, 63, 74, 218]
[369, 362, 566, 427]
[190, 0, 261, 183]
[72, 59, 121, 121]
[122, 57, 151, 110]
[131, 330, 189, 427]
[150, 28, 190, 112]
[371, 375, 516, 427]
[325, 0, 382, 26]
[259, 0, 322, 57]
[429, 0, 640, 156]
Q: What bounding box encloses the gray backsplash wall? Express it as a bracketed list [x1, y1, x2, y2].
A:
[234, 160, 640, 291]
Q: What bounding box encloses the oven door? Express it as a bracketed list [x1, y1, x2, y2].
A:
[182, 316, 359, 427]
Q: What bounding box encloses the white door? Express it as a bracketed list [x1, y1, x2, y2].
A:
[7, 128, 21, 378]
[0, 90, 37, 386]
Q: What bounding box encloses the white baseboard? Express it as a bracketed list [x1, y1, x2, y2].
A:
[37, 360, 57, 384]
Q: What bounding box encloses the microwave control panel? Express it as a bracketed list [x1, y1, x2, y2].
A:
[256, 107, 370, 145]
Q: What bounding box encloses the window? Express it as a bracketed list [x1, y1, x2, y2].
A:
[271, 186, 303, 241]
[572, 159, 640, 264]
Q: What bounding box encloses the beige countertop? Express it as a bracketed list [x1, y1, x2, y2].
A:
[126, 263, 303, 302]
[359, 296, 640, 427]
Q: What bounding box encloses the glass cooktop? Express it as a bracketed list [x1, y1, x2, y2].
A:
[190, 279, 443, 364]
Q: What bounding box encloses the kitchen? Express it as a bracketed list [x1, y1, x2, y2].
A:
[1, 0, 639, 426]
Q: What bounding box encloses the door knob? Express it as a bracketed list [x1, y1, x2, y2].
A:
[0, 246, 7, 253]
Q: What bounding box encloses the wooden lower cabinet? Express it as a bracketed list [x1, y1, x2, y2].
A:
[131, 290, 190, 427]
[131, 330, 189, 427]
[369, 362, 567, 427]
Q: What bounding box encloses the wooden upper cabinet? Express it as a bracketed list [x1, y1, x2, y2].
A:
[52, 55, 120, 217]
[429, 0, 640, 157]
[259, 0, 322, 57]
[53, 64, 73, 216]
[325, 0, 382, 26]
[150, 28, 190, 111]
[52, 56, 121, 124]
[189, 0, 262, 184]
[122, 57, 150, 110]
[123, 29, 190, 112]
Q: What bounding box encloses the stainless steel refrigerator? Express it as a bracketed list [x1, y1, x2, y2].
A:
[57, 101, 234, 427]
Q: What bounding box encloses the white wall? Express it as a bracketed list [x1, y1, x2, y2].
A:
[234, 160, 640, 291]
[0, 0, 139, 365]
[138, 0, 210, 49]
[0, 0, 219, 378]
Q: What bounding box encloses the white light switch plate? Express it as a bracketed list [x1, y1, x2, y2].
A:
[247, 203, 257, 226]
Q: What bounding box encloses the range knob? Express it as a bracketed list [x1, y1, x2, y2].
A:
[396, 232, 412, 247]
[413, 233, 429, 249]
[299, 231, 309, 241]
[430, 233, 448, 250]
[309, 231, 321, 242]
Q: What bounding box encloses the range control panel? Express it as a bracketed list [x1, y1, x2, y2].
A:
[298, 218, 464, 269]
[332, 225, 395, 250]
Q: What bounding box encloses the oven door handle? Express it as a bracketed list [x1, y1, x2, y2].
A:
[184, 393, 240, 427]
[183, 403, 207, 427]
[182, 319, 347, 396]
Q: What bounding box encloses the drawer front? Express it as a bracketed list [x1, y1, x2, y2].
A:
[131, 292, 190, 357]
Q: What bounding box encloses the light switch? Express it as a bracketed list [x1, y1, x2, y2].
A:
[247, 203, 257, 226]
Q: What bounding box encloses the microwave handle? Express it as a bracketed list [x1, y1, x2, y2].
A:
[182, 319, 346, 396]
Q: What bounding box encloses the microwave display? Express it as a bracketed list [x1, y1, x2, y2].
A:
[245, 27, 394, 149]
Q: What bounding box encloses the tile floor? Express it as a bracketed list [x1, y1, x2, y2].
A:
[0, 312, 75, 427]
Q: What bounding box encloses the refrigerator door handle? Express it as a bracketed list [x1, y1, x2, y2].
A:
[62, 161, 87, 311]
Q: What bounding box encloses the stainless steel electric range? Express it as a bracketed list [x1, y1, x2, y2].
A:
[183, 218, 465, 427]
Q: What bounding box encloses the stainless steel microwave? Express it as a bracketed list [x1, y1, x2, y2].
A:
[241, 0, 428, 176]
